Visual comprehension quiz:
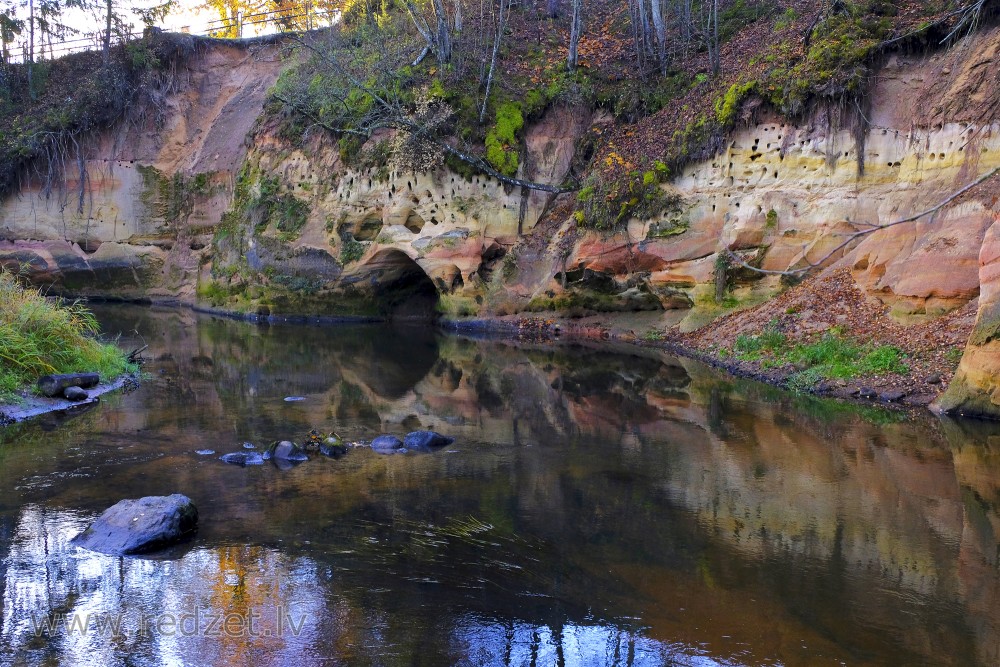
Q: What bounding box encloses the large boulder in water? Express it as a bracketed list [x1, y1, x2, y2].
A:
[71, 494, 198, 556]
[404, 430, 455, 450]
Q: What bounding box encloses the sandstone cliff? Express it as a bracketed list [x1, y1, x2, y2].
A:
[2, 22, 1000, 414]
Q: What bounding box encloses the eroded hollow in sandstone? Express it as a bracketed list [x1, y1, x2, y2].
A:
[351, 248, 439, 321]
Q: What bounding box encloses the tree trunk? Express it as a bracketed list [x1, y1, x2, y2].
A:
[27, 0, 33, 98]
[712, 0, 720, 75]
[432, 0, 451, 62]
[567, 0, 582, 70]
[681, 0, 692, 55]
[627, 0, 644, 71]
[649, 0, 665, 72]
[480, 0, 509, 121]
[636, 0, 650, 57]
[103, 0, 112, 67]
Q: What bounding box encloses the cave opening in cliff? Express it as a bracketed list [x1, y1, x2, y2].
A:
[355, 249, 439, 321]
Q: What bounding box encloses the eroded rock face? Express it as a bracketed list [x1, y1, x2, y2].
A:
[935, 216, 1000, 418]
[72, 494, 198, 555]
[557, 115, 999, 329]
[3, 35, 996, 322]
[0, 41, 289, 302]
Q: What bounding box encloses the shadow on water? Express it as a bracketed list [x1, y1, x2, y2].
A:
[1, 304, 1000, 665]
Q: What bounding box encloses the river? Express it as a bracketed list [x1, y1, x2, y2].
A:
[1, 304, 998, 666]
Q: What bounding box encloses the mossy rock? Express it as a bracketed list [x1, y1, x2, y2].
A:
[647, 218, 690, 239]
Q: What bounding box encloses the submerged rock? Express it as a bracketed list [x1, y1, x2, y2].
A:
[195, 449, 216, 456]
[320, 434, 348, 458]
[220, 452, 265, 466]
[319, 443, 347, 458]
[71, 494, 198, 555]
[403, 430, 455, 450]
[283, 396, 306, 402]
[265, 440, 309, 463]
[319, 440, 347, 459]
[371, 435, 404, 453]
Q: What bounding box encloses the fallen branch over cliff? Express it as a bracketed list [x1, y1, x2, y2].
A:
[725, 165, 1000, 277]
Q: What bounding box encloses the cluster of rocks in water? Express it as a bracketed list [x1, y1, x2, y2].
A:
[72, 429, 457, 557]
[211, 429, 455, 468]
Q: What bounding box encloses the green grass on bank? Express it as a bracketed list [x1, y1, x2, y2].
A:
[0, 270, 135, 402]
[718, 323, 909, 391]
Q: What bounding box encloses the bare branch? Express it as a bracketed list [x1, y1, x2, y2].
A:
[726, 165, 1000, 277]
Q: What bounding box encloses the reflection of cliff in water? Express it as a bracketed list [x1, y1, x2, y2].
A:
[1, 305, 1000, 665]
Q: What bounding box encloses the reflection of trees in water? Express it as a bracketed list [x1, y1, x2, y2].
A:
[6, 306, 1000, 664]
[0, 508, 333, 666]
[0, 505, 699, 666]
[450, 617, 692, 667]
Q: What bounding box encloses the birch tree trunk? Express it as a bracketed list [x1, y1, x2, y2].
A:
[480, 0, 510, 122]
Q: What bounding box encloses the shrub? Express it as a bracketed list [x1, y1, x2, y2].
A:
[574, 160, 677, 231]
[340, 237, 366, 264]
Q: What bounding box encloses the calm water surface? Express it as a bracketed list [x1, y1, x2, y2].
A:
[2, 304, 1000, 666]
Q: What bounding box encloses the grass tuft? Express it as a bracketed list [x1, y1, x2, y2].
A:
[0, 269, 135, 401]
[726, 323, 908, 391]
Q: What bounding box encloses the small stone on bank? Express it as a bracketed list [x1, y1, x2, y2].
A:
[63, 386, 89, 401]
